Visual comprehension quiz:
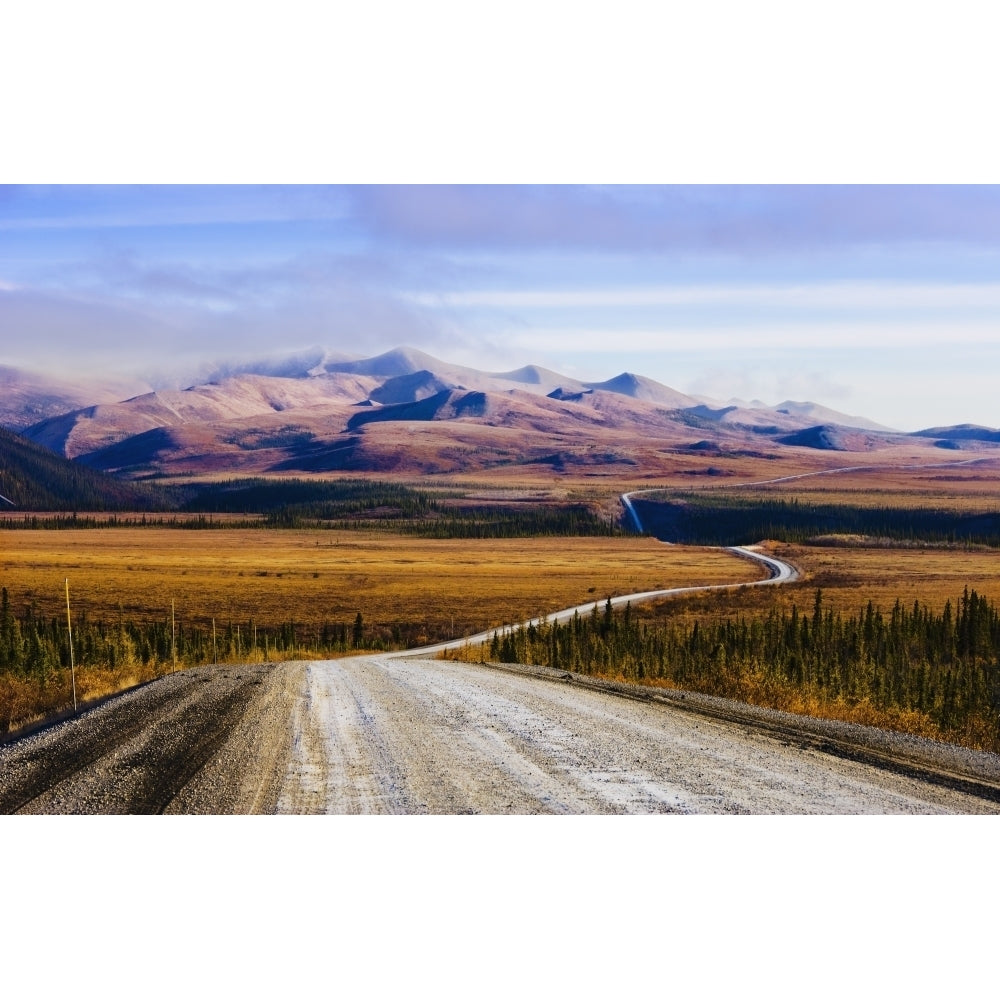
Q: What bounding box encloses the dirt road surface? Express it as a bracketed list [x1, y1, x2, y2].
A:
[3, 656, 999, 814]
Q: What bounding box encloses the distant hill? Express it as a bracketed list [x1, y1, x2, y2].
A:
[773, 400, 895, 433]
[583, 372, 698, 408]
[0, 426, 165, 510]
[369, 370, 456, 405]
[777, 424, 894, 452]
[24, 372, 380, 459]
[323, 346, 449, 379]
[912, 424, 1000, 443]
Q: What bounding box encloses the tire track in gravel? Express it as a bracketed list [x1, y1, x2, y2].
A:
[0, 664, 284, 814]
[114, 682, 266, 814]
[0, 679, 194, 813]
[277, 661, 417, 814]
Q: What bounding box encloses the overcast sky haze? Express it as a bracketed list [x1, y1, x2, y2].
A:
[2, 184, 998, 431]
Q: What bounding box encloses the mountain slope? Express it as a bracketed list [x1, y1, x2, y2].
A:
[369, 371, 456, 405]
[0, 426, 165, 510]
[773, 400, 895, 433]
[25, 372, 380, 459]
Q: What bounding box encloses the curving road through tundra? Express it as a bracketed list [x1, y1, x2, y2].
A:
[2, 478, 999, 813]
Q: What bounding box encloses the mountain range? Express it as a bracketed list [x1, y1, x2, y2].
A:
[3, 347, 999, 481]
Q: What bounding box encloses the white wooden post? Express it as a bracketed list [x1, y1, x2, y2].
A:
[65, 579, 77, 714]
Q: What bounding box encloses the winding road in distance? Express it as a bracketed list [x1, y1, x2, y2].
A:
[388, 545, 795, 660]
[3, 474, 999, 814]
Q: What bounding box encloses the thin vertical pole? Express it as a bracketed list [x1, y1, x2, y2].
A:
[171, 599, 177, 672]
[65, 579, 77, 714]
[213, 618, 217, 665]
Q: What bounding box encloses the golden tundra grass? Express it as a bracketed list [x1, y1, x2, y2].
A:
[696, 479, 1000, 512]
[0, 662, 165, 738]
[0, 527, 763, 638]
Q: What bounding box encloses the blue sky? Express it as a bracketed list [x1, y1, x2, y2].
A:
[2, 184, 999, 431]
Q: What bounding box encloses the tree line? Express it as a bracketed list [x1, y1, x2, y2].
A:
[0, 586, 394, 734]
[632, 494, 1000, 547]
[0, 473, 619, 538]
[0, 514, 267, 530]
[0, 590, 387, 677]
[175, 477, 447, 517]
[182, 478, 619, 536]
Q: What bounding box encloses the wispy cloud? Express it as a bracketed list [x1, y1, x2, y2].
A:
[409, 282, 1000, 311]
[499, 320, 1000, 353]
[349, 185, 1000, 252]
[689, 367, 856, 408]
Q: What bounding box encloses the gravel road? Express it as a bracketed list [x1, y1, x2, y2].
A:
[4, 656, 999, 814]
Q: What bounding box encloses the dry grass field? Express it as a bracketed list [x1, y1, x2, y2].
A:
[698, 464, 1000, 511]
[0, 527, 765, 735]
[0, 528, 764, 641]
[438, 440, 995, 489]
[779, 542, 1000, 610]
[631, 456, 1000, 504]
[634, 541, 1000, 629]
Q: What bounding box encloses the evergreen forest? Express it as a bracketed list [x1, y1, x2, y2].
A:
[632, 494, 1000, 547]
